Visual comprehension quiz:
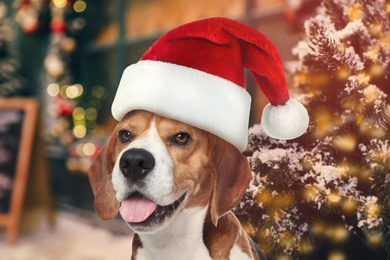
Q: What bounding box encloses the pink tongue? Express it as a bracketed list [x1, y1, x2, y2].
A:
[119, 196, 156, 223]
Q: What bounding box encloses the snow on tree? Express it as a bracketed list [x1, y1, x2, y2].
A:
[235, 0, 390, 259]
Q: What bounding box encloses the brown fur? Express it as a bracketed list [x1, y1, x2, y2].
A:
[88, 110, 256, 258]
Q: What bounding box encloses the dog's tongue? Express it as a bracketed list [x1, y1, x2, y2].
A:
[120, 196, 156, 223]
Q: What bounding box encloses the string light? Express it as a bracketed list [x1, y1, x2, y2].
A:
[328, 250, 346, 260]
[366, 231, 383, 248]
[47, 83, 60, 97]
[276, 255, 291, 260]
[76, 143, 84, 156]
[366, 202, 381, 217]
[368, 63, 385, 78]
[369, 22, 383, 37]
[385, 2, 390, 14]
[313, 108, 335, 139]
[255, 189, 273, 206]
[65, 84, 83, 99]
[303, 186, 318, 201]
[299, 239, 314, 254]
[333, 135, 357, 153]
[311, 221, 325, 236]
[332, 226, 349, 242]
[336, 66, 350, 81]
[273, 193, 295, 209]
[279, 232, 295, 248]
[347, 4, 364, 21]
[82, 143, 96, 156]
[73, 124, 86, 138]
[72, 107, 85, 121]
[92, 85, 108, 99]
[326, 192, 341, 206]
[85, 107, 98, 121]
[73, 0, 87, 13]
[52, 0, 67, 8]
[341, 197, 358, 215]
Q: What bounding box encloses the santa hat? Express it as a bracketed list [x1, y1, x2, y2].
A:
[112, 17, 309, 152]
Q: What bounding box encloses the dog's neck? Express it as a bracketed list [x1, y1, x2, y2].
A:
[132, 206, 211, 260]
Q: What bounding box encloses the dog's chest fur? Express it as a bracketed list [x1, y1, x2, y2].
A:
[133, 207, 254, 260]
[133, 206, 211, 260]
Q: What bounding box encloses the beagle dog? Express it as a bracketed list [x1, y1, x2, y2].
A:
[88, 110, 267, 260]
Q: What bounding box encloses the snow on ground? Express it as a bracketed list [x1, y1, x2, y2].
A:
[0, 211, 134, 260]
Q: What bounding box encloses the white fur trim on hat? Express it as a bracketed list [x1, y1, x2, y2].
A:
[112, 60, 252, 152]
[261, 98, 309, 140]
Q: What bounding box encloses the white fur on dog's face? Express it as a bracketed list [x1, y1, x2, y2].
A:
[108, 110, 214, 233]
[111, 116, 176, 206]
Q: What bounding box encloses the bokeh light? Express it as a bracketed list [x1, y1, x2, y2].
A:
[73, 0, 87, 13]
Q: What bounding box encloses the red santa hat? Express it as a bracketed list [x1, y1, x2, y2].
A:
[112, 17, 309, 152]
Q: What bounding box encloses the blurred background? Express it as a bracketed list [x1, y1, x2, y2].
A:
[0, 0, 311, 258]
[1, 0, 390, 259]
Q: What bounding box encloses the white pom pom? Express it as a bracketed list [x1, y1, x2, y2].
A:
[261, 98, 309, 140]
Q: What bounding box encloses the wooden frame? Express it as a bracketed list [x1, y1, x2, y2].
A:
[0, 98, 38, 245]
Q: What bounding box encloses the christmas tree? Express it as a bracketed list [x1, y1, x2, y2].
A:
[0, 2, 22, 97]
[236, 0, 390, 259]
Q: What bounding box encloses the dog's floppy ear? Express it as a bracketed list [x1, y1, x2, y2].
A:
[209, 136, 252, 227]
[88, 134, 120, 221]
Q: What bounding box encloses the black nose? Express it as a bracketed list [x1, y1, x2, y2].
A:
[119, 149, 155, 182]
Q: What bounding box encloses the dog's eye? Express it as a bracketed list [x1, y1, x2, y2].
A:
[173, 133, 191, 146]
[119, 130, 132, 143]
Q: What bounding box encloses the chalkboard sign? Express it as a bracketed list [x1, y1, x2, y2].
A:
[0, 98, 38, 245]
[0, 110, 24, 213]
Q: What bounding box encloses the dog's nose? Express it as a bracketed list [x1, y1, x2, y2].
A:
[119, 149, 155, 182]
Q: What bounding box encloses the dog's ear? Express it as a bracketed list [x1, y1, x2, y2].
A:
[209, 136, 252, 227]
[88, 134, 120, 221]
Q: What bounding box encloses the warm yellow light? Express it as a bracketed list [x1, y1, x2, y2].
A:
[276, 255, 291, 260]
[92, 85, 107, 99]
[60, 85, 68, 98]
[66, 84, 83, 99]
[85, 107, 97, 121]
[369, 22, 383, 37]
[333, 135, 357, 153]
[328, 250, 346, 260]
[76, 143, 84, 156]
[73, 0, 87, 12]
[273, 193, 295, 209]
[83, 143, 96, 156]
[332, 226, 349, 242]
[66, 158, 79, 171]
[50, 124, 64, 137]
[295, 72, 308, 85]
[368, 63, 385, 78]
[347, 4, 364, 21]
[255, 189, 272, 206]
[327, 192, 341, 205]
[385, 2, 390, 14]
[72, 107, 85, 121]
[47, 83, 60, 97]
[313, 109, 334, 138]
[366, 203, 381, 217]
[341, 197, 357, 214]
[336, 66, 350, 81]
[279, 232, 295, 248]
[73, 125, 86, 138]
[366, 231, 383, 248]
[52, 0, 67, 8]
[303, 186, 317, 201]
[300, 239, 314, 254]
[311, 222, 324, 235]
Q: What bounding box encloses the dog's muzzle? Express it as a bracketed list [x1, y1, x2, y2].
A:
[119, 148, 155, 183]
